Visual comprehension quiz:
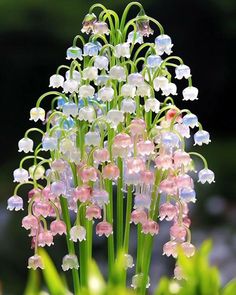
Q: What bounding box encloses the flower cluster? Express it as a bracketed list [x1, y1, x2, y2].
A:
[7, 2, 214, 291]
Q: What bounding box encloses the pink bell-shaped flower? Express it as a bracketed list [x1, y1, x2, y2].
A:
[80, 166, 98, 183]
[28, 188, 41, 200]
[140, 170, 155, 186]
[159, 177, 177, 196]
[129, 118, 146, 136]
[137, 140, 154, 156]
[174, 265, 186, 280]
[22, 215, 38, 230]
[126, 157, 145, 174]
[176, 174, 194, 189]
[73, 185, 91, 203]
[141, 220, 159, 235]
[34, 200, 51, 218]
[181, 242, 196, 257]
[103, 163, 120, 180]
[131, 209, 147, 225]
[159, 203, 177, 221]
[155, 154, 173, 170]
[170, 224, 187, 242]
[28, 254, 44, 270]
[96, 221, 113, 237]
[38, 230, 54, 247]
[173, 150, 191, 167]
[85, 204, 102, 220]
[50, 220, 67, 236]
[93, 148, 110, 163]
[113, 133, 132, 157]
[163, 241, 178, 258]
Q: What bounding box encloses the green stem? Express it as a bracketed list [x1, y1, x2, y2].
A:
[120, 2, 143, 31]
[60, 196, 80, 295]
[116, 157, 123, 254]
[123, 186, 133, 253]
[105, 179, 115, 280]
[136, 224, 144, 274]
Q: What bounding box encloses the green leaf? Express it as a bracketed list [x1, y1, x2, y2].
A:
[38, 248, 67, 295]
[222, 279, 236, 295]
[87, 259, 106, 295]
[23, 269, 40, 295]
[154, 277, 171, 295]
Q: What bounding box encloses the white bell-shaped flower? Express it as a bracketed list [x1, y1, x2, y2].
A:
[162, 82, 177, 96]
[62, 254, 79, 271]
[136, 83, 151, 97]
[42, 136, 58, 151]
[63, 79, 79, 93]
[194, 130, 211, 146]
[82, 66, 98, 81]
[7, 195, 24, 211]
[109, 66, 126, 81]
[60, 138, 75, 154]
[121, 84, 136, 98]
[127, 31, 143, 44]
[155, 34, 173, 55]
[144, 98, 160, 113]
[78, 106, 96, 123]
[94, 56, 109, 70]
[198, 168, 215, 184]
[13, 168, 29, 183]
[114, 43, 130, 58]
[29, 165, 45, 180]
[147, 55, 163, 68]
[18, 138, 34, 153]
[121, 98, 136, 114]
[183, 86, 199, 101]
[66, 46, 83, 60]
[30, 107, 45, 122]
[85, 131, 101, 146]
[95, 75, 110, 86]
[175, 64, 191, 79]
[153, 76, 169, 91]
[70, 225, 86, 242]
[49, 74, 64, 88]
[79, 85, 95, 98]
[68, 147, 81, 164]
[182, 113, 198, 128]
[107, 110, 124, 129]
[93, 21, 110, 35]
[98, 86, 114, 102]
[127, 73, 144, 86]
[62, 102, 78, 117]
[65, 70, 81, 82]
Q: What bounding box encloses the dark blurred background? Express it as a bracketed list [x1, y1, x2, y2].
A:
[0, 0, 236, 294]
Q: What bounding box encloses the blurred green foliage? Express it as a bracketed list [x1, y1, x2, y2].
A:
[22, 241, 236, 295]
